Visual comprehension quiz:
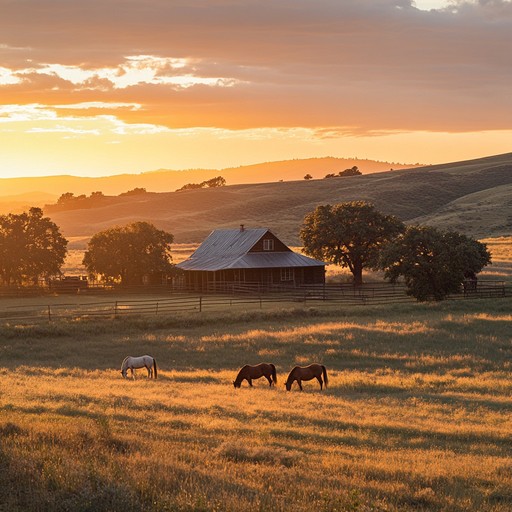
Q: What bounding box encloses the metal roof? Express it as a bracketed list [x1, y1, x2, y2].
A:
[177, 228, 325, 271]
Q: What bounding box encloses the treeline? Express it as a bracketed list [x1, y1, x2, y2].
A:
[45, 188, 149, 213]
[45, 176, 227, 213]
[303, 166, 362, 180]
[175, 176, 226, 191]
[0, 201, 493, 302]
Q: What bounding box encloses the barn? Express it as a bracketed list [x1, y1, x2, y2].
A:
[177, 226, 326, 292]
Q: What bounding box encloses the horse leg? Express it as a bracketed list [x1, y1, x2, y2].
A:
[147, 365, 151, 378]
[298, 379, 303, 391]
[316, 376, 323, 390]
[265, 375, 272, 386]
[130, 367, 135, 380]
[248, 378, 253, 387]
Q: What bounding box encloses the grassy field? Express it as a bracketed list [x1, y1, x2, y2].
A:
[1, 297, 511, 511]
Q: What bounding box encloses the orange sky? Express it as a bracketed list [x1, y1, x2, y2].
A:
[1, 0, 511, 178]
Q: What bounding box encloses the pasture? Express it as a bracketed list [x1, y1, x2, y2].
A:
[1, 298, 511, 511]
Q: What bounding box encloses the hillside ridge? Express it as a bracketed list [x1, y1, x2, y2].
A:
[0, 156, 418, 202]
[44, 153, 512, 245]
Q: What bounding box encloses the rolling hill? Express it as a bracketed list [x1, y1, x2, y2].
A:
[0, 191, 57, 215]
[44, 152, 512, 246]
[0, 157, 416, 206]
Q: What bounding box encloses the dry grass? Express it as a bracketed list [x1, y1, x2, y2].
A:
[480, 237, 512, 282]
[1, 298, 511, 511]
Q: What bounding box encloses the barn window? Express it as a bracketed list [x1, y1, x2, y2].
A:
[280, 268, 294, 281]
[263, 239, 274, 251]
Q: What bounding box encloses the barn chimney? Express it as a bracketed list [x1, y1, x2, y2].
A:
[240, 224, 245, 232]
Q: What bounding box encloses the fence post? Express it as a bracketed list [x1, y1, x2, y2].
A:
[48, 305, 52, 322]
[155, 302, 159, 315]
[199, 296, 202, 312]
[259, 295, 262, 309]
[114, 301, 118, 318]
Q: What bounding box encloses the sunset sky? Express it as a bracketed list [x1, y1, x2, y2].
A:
[1, 0, 511, 178]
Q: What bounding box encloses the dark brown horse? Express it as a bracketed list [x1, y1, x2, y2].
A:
[233, 363, 277, 388]
[285, 363, 328, 391]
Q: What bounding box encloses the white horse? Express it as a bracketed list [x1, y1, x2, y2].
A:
[121, 355, 158, 379]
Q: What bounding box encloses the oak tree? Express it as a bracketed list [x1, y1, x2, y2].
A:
[300, 202, 404, 285]
[379, 226, 491, 301]
[0, 207, 68, 286]
[82, 222, 174, 285]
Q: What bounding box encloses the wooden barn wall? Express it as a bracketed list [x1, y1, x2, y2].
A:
[249, 232, 290, 252]
[182, 266, 325, 291]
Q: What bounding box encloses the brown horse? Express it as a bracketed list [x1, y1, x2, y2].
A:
[233, 363, 277, 388]
[285, 363, 328, 391]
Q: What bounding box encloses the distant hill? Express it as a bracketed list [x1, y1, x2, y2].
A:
[0, 191, 57, 214]
[44, 152, 512, 246]
[0, 157, 417, 202]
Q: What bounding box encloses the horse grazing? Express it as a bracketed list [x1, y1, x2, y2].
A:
[233, 363, 277, 388]
[121, 355, 158, 379]
[285, 363, 328, 391]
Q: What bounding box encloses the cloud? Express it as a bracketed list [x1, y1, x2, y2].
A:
[0, 66, 21, 85]
[26, 125, 101, 135]
[0, 0, 511, 134]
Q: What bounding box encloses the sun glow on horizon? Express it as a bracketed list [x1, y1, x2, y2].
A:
[1, 112, 512, 179]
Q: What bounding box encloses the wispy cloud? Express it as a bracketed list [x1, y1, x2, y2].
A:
[26, 125, 101, 135]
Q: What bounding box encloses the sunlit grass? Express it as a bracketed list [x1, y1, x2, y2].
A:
[1, 298, 511, 511]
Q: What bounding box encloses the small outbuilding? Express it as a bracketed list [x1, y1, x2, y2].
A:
[177, 226, 326, 292]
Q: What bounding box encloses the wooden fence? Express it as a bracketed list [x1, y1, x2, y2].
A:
[0, 281, 508, 325]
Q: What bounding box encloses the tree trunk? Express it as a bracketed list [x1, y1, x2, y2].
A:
[352, 261, 363, 286]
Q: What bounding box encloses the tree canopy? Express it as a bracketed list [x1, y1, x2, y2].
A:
[82, 222, 175, 285]
[324, 166, 362, 179]
[119, 187, 147, 196]
[300, 201, 404, 285]
[176, 176, 226, 191]
[379, 226, 491, 301]
[47, 191, 106, 212]
[0, 207, 68, 286]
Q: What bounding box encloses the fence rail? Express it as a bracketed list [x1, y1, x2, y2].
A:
[0, 281, 508, 325]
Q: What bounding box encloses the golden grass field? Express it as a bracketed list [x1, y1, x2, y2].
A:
[1, 295, 511, 511]
[0, 236, 510, 511]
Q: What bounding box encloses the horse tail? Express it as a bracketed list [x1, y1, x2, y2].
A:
[271, 363, 277, 384]
[153, 358, 158, 379]
[322, 365, 328, 388]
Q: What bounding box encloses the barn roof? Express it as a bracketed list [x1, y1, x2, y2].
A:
[177, 228, 325, 271]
